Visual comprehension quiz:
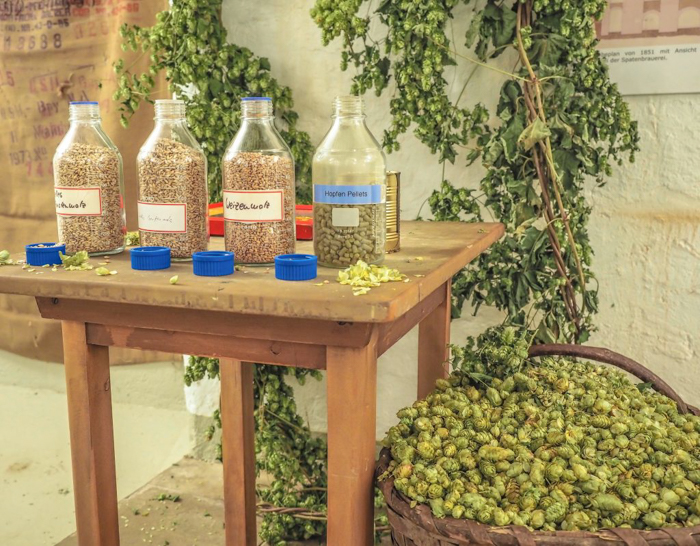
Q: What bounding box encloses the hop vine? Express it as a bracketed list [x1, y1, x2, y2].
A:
[185, 357, 330, 543]
[312, 0, 640, 343]
[113, 0, 313, 203]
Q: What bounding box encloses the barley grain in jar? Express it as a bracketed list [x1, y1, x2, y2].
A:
[137, 100, 209, 261]
[53, 101, 126, 256]
[222, 98, 295, 265]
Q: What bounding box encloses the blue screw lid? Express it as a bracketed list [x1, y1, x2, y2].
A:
[274, 254, 318, 281]
[130, 247, 171, 270]
[25, 243, 65, 266]
[192, 251, 234, 277]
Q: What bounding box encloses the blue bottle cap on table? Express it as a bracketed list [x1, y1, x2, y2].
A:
[25, 243, 65, 266]
[130, 246, 171, 270]
[274, 254, 318, 281]
[192, 251, 234, 277]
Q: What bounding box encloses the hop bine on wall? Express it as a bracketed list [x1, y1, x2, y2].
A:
[113, 0, 313, 204]
[312, 0, 640, 343]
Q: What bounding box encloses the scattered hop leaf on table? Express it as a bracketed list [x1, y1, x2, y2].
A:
[0, 250, 14, 265]
[95, 267, 116, 276]
[125, 231, 140, 247]
[60, 251, 93, 271]
[337, 260, 407, 295]
[170, 275, 179, 285]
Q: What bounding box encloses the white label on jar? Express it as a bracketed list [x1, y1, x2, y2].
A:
[332, 207, 360, 227]
[224, 190, 284, 223]
[55, 187, 102, 216]
[138, 201, 187, 233]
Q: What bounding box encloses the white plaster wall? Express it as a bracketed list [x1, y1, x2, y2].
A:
[219, 0, 700, 439]
[584, 95, 700, 406]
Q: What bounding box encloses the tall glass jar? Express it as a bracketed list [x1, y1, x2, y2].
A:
[313, 96, 386, 268]
[222, 97, 295, 265]
[137, 100, 208, 261]
[53, 101, 126, 256]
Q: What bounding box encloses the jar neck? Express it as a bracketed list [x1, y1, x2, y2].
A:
[69, 102, 101, 124]
[242, 98, 274, 121]
[154, 99, 186, 123]
[333, 95, 365, 120]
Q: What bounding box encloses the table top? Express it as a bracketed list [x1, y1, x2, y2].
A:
[0, 221, 503, 323]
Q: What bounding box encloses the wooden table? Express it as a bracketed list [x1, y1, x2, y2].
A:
[0, 221, 503, 546]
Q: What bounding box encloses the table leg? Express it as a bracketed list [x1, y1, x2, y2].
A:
[61, 320, 119, 546]
[417, 281, 451, 399]
[327, 339, 378, 546]
[220, 358, 257, 546]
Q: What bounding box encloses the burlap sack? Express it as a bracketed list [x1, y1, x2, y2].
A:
[0, 0, 171, 364]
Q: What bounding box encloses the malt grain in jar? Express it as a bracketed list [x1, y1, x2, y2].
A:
[137, 100, 209, 261]
[53, 101, 126, 256]
[222, 98, 295, 265]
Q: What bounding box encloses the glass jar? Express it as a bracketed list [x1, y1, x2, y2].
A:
[137, 99, 209, 261]
[53, 101, 126, 256]
[312, 96, 386, 268]
[222, 97, 295, 265]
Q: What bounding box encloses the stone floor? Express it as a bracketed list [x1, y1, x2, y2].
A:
[56, 457, 392, 545]
[0, 353, 193, 546]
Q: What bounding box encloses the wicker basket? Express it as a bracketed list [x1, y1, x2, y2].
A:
[376, 344, 700, 546]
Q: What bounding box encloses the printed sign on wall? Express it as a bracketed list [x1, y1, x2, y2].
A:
[596, 0, 700, 94]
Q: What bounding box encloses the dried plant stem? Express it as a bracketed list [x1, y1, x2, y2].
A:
[515, 2, 586, 338]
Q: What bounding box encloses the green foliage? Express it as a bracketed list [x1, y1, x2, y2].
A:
[185, 356, 327, 543]
[113, 0, 313, 203]
[451, 326, 532, 380]
[312, 0, 640, 343]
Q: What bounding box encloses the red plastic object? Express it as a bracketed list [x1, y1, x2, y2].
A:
[209, 202, 313, 240]
[295, 204, 313, 240]
[209, 202, 224, 237]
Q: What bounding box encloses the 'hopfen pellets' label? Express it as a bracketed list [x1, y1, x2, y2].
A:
[55, 187, 103, 216]
[138, 202, 187, 233]
[223, 190, 284, 223]
[314, 184, 385, 204]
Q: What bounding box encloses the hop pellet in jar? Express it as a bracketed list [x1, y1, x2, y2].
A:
[137, 100, 209, 261]
[53, 102, 126, 256]
[222, 98, 296, 265]
[313, 200, 385, 267]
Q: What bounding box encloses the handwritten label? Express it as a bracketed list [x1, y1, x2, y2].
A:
[224, 190, 284, 223]
[55, 186, 102, 216]
[138, 201, 187, 233]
